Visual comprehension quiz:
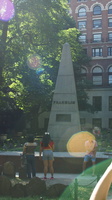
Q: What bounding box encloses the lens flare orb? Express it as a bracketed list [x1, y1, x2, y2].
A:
[27, 54, 42, 70]
[36, 68, 44, 75]
[67, 131, 95, 156]
[0, 0, 15, 21]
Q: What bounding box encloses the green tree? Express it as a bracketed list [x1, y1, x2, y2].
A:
[0, 0, 91, 133]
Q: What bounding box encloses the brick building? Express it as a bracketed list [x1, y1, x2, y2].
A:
[38, 0, 112, 131]
[67, 0, 112, 129]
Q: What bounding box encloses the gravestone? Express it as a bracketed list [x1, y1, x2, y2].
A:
[48, 43, 81, 151]
[3, 161, 15, 178]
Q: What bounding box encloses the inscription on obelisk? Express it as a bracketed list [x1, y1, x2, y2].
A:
[48, 43, 81, 151]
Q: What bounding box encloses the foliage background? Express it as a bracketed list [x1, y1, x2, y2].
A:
[0, 0, 91, 135]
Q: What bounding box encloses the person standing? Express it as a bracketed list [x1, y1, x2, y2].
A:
[23, 135, 37, 179]
[39, 132, 54, 179]
[82, 135, 98, 176]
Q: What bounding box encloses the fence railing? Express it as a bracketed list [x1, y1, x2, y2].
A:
[73, 174, 101, 200]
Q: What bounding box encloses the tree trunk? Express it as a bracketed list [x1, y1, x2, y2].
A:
[0, 21, 8, 85]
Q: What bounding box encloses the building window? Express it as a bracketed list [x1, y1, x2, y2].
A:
[108, 66, 112, 85]
[108, 4, 112, 14]
[92, 66, 102, 85]
[109, 119, 112, 129]
[108, 33, 112, 41]
[93, 34, 101, 42]
[78, 21, 86, 29]
[93, 19, 102, 28]
[108, 18, 112, 27]
[109, 96, 112, 111]
[92, 48, 102, 57]
[93, 5, 101, 15]
[78, 7, 86, 17]
[92, 118, 102, 128]
[108, 47, 112, 56]
[93, 96, 102, 111]
[79, 35, 86, 43]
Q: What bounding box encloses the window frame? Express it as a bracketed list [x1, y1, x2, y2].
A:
[93, 96, 102, 111]
[92, 66, 103, 85]
[93, 5, 101, 15]
[108, 18, 112, 27]
[78, 7, 86, 17]
[108, 66, 112, 85]
[109, 118, 112, 129]
[93, 19, 102, 28]
[92, 48, 102, 57]
[108, 32, 112, 41]
[78, 21, 86, 29]
[79, 35, 86, 43]
[93, 33, 102, 42]
[108, 4, 112, 14]
[109, 96, 112, 111]
[108, 47, 112, 56]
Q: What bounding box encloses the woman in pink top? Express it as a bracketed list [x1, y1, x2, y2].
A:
[39, 132, 54, 179]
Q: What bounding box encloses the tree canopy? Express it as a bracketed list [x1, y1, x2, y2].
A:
[0, 0, 92, 133]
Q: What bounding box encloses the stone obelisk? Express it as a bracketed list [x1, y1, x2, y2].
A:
[48, 43, 81, 151]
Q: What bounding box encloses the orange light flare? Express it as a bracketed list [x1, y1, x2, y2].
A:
[67, 131, 95, 157]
